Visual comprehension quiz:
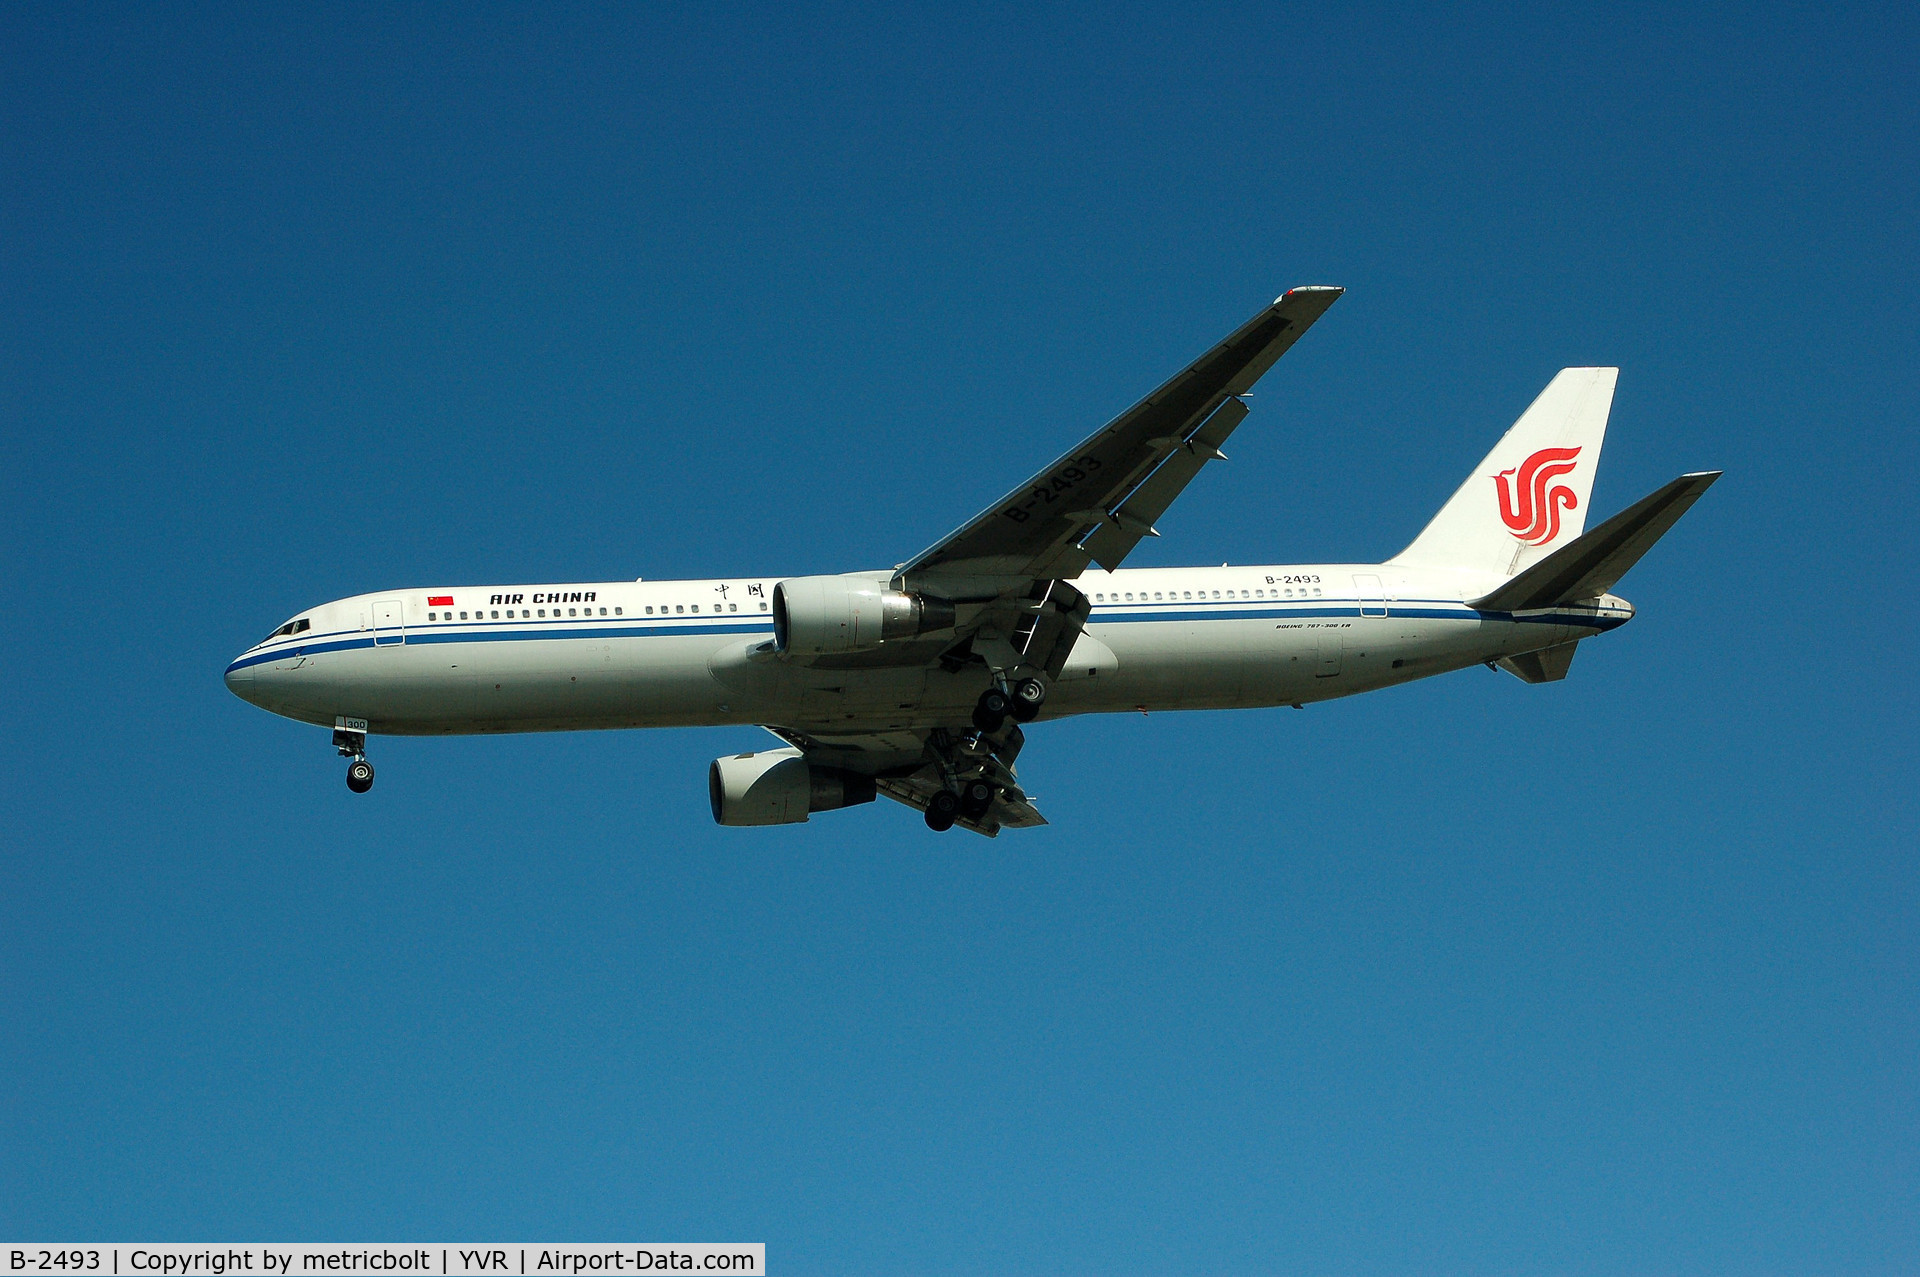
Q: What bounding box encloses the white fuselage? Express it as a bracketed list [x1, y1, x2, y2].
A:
[223, 564, 1632, 736]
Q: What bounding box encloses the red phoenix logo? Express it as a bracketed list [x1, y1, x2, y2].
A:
[1492, 446, 1582, 545]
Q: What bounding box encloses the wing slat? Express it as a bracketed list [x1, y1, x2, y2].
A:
[1081, 396, 1250, 569]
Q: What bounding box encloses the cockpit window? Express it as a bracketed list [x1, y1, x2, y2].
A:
[265, 617, 311, 643]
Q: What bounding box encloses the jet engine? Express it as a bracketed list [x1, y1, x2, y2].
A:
[772, 575, 955, 656]
[708, 748, 878, 826]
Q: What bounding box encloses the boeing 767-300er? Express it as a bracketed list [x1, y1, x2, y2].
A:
[226, 287, 1718, 833]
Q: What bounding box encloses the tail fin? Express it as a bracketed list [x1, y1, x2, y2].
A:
[1391, 368, 1618, 576]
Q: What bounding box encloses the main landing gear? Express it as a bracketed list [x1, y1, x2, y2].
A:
[334, 717, 374, 794]
[927, 677, 1046, 830]
[924, 778, 998, 832]
[969, 677, 1046, 733]
[926, 788, 961, 832]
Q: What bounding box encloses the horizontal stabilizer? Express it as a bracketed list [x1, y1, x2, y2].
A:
[1497, 642, 1579, 683]
[1472, 471, 1721, 612]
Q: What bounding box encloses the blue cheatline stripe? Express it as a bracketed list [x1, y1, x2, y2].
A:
[225, 620, 776, 674]
[1091, 600, 1622, 628]
[228, 602, 1627, 675]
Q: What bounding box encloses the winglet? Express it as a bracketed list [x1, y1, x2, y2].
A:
[1276, 285, 1344, 306]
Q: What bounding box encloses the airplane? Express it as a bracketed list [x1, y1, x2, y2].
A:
[225, 286, 1719, 834]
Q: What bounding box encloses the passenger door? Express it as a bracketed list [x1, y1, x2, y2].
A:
[1353, 573, 1387, 617]
[373, 598, 406, 646]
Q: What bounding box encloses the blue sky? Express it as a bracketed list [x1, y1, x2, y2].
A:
[4, 2, 1915, 1271]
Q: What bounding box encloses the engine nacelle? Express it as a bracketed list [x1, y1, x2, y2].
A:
[707, 748, 878, 826]
[772, 575, 955, 656]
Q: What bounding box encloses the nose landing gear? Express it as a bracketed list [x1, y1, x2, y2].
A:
[334, 716, 374, 794]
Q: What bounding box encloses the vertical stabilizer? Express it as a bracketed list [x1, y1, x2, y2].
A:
[1391, 367, 1617, 576]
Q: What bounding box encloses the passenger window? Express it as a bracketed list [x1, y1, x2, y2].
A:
[729, 604, 737, 612]
[676, 605, 684, 614]
[599, 608, 607, 616]
[459, 611, 468, 620]
[759, 601, 768, 610]
[1154, 592, 1162, 601]
[692, 604, 700, 613]
[615, 607, 623, 615]
[1124, 593, 1133, 601]
[1183, 591, 1191, 600]
[537, 609, 545, 617]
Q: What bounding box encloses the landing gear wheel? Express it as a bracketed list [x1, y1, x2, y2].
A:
[925, 789, 960, 832]
[346, 759, 375, 793]
[972, 687, 1011, 734]
[1009, 677, 1047, 722]
[959, 778, 996, 819]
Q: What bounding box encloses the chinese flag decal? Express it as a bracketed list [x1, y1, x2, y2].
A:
[428, 596, 454, 606]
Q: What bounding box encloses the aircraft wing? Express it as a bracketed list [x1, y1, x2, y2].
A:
[895, 286, 1343, 593]
[759, 289, 1344, 835]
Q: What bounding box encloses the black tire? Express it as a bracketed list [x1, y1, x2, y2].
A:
[959, 779, 996, 818]
[346, 760, 375, 793]
[972, 687, 1010, 734]
[925, 789, 960, 832]
[1009, 677, 1046, 722]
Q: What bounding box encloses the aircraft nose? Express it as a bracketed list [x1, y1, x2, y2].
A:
[225, 655, 256, 700]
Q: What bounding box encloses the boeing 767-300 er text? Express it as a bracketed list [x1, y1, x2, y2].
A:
[227, 287, 1718, 833]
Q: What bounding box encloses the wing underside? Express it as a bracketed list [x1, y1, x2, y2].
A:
[764, 724, 1045, 837]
